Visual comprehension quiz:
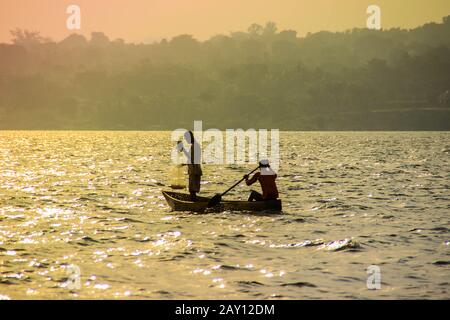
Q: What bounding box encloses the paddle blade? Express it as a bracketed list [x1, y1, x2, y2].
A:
[207, 194, 222, 208]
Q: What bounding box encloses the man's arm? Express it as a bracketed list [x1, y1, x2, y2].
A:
[245, 172, 260, 186]
[177, 141, 192, 163]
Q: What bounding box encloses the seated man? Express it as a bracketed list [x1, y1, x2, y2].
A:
[244, 160, 279, 201]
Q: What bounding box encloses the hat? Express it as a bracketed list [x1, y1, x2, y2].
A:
[259, 159, 276, 175]
[259, 159, 270, 167]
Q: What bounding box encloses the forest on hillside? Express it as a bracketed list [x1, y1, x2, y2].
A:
[0, 18, 449, 130]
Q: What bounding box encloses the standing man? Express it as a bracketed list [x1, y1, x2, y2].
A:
[177, 130, 202, 201]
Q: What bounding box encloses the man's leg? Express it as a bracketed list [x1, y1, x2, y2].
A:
[248, 190, 263, 202]
[189, 174, 201, 201]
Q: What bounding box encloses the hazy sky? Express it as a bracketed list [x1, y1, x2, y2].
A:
[1, 0, 449, 43]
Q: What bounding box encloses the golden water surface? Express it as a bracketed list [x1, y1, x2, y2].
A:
[0, 131, 449, 299]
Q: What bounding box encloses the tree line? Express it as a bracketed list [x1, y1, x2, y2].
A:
[0, 18, 449, 130]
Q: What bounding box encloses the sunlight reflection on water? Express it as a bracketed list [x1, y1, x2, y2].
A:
[0, 131, 449, 299]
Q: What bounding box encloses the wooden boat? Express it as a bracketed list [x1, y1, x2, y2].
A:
[162, 191, 282, 213]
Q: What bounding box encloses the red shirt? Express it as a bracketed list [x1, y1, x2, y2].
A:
[246, 172, 279, 200]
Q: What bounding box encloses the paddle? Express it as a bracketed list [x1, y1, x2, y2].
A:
[207, 166, 260, 208]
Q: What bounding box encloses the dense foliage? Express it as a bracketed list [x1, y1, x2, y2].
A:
[1, 18, 449, 130]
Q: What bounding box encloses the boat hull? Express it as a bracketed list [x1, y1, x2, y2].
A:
[162, 191, 282, 213]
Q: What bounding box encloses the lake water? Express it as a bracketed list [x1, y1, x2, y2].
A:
[0, 131, 449, 299]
